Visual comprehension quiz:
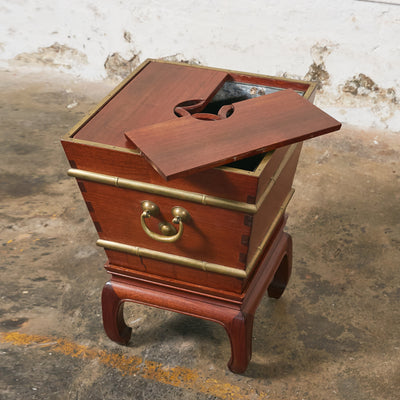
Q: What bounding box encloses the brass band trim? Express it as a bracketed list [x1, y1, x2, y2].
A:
[256, 144, 297, 205]
[96, 239, 247, 279]
[96, 188, 294, 279]
[68, 169, 257, 214]
[245, 188, 294, 277]
[67, 144, 298, 214]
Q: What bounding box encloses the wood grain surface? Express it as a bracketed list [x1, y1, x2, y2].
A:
[73, 62, 228, 148]
[125, 89, 341, 180]
[77, 180, 252, 269]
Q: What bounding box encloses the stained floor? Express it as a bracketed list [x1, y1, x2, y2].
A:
[0, 69, 399, 400]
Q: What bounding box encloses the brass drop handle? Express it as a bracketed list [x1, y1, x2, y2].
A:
[140, 200, 191, 243]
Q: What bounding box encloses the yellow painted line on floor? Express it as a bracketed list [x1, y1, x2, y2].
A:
[0, 331, 270, 399]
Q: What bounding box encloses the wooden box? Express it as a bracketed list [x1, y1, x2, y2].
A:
[61, 60, 340, 372]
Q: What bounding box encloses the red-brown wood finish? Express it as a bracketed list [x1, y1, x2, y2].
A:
[102, 251, 245, 294]
[72, 144, 300, 293]
[101, 218, 292, 373]
[125, 89, 340, 180]
[62, 141, 259, 204]
[78, 180, 251, 268]
[73, 62, 229, 148]
[60, 60, 339, 373]
[248, 143, 302, 263]
[256, 145, 297, 202]
[105, 261, 245, 301]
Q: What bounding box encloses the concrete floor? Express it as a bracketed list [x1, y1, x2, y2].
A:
[0, 69, 399, 400]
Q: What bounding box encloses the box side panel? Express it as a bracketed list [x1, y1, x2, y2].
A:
[105, 254, 244, 295]
[61, 140, 258, 203]
[76, 180, 251, 269]
[124, 89, 340, 180]
[247, 144, 302, 262]
[255, 145, 291, 203]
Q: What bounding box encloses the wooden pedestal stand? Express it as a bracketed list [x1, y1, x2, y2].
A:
[101, 216, 292, 374]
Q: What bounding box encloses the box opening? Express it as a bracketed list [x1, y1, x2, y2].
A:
[223, 153, 267, 172]
[202, 80, 288, 115]
[207, 80, 301, 173]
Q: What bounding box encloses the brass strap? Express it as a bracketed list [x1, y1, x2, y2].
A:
[67, 143, 298, 214]
[96, 239, 247, 279]
[96, 188, 294, 279]
[68, 168, 257, 214]
[245, 188, 294, 276]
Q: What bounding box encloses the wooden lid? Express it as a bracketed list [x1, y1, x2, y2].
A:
[72, 61, 229, 148]
[125, 89, 341, 180]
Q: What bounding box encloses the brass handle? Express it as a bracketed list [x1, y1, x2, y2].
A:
[140, 200, 191, 243]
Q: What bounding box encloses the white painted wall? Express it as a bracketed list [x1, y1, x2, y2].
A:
[1, 0, 399, 131]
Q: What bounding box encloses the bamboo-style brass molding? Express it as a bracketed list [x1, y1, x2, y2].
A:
[68, 168, 257, 214]
[245, 188, 294, 277]
[67, 143, 298, 214]
[256, 144, 297, 205]
[96, 188, 294, 279]
[96, 239, 247, 279]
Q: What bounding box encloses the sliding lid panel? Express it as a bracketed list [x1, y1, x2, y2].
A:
[125, 89, 341, 180]
[73, 61, 229, 148]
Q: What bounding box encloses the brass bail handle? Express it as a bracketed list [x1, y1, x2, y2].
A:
[140, 200, 191, 243]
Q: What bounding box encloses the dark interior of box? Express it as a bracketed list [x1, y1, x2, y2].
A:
[202, 80, 284, 115]
[223, 153, 267, 171]
[207, 80, 284, 172]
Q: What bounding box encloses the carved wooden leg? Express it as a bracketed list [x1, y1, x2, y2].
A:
[225, 311, 254, 374]
[101, 281, 132, 345]
[267, 232, 292, 299]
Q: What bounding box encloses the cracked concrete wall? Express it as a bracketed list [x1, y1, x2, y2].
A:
[0, 0, 399, 131]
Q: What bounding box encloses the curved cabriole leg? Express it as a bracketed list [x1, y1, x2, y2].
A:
[225, 312, 254, 374]
[101, 281, 132, 345]
[267, 232, 293, 299]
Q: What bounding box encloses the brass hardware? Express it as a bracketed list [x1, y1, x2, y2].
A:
[96, 189, 294, 279]
[245, 188, 294, 277]
[255, 144, 297, 205]
[67, 143, 298, 214]
[140, 201, 191, 243]
[68, 168, 257, 213]
[97, 239, 247, 279]
[158, 222, 177, 236]
[141, 200, 160, 217]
